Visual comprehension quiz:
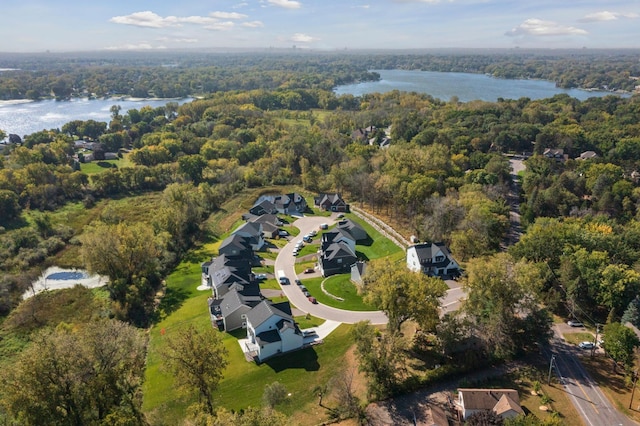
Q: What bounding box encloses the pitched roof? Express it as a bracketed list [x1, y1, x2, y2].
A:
[322, 241, 357, 261]
[256, 329, 281, 345]
[337, 219, 367, 241]
[458, 388, 521, 412]
[411, 242, 453, 265]
[218, 234, 252, 257]
[493, 394, 524, 417]
[219, 288, 261, 317]
[233, 221, 262, 238]
[245, 300, 293, 329]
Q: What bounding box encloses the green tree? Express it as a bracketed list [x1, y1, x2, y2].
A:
[602, 322, 640, 374]
[161, 325, 228, 415]
[352, 321, 406, 400]
[463, 253, 552, 359]
[362, 258, 447, 333]
[0, 320, 147, 425]
[0, 189, 21, 226]
[621, 296, 640, 328]
[262, 382, 287, 408]
[178, 154, 208, 184]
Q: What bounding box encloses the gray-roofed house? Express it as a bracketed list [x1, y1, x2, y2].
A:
[244, 300, 303, 362]
[457, 389, 524, 420]
[218, 234, 253, 260]
[249, 199, 277, 216]
[217, 287, 262, 331]
[254, 193, 307, 216]
[319, 241, 358, 277]
[321, 229, 356, 253]
[314, 193, 349, 212]
[232, 222, 265, 251]
[249, 214, 283, 239]
[337, 219, 368, 242]
[577, 150, 598, 160]
[406, 242, 461, 278]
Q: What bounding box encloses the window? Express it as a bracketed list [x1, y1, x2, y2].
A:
[435, 256, 444, 262]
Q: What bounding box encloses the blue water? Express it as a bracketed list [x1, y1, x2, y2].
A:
[46, 271, 89, 280]
[334, 69, 630, 102]
[0, 97, 192, 139]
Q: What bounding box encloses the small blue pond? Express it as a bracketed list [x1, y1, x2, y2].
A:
[46, 271, 89, 280]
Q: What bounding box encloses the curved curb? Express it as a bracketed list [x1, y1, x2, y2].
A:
[320, 277, 344, 301]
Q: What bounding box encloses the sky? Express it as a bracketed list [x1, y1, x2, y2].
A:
[0, 0, 639, 52]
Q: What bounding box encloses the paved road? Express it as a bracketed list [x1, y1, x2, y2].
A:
[440, 280, 464, 316]
[548, 325, 636, 426]
[274, 214, 388, 325]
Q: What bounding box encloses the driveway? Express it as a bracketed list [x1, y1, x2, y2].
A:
[273, 214, 388, 325]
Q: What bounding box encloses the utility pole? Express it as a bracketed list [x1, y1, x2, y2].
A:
[591, 323, 600, 357]
[548, 354, 556, 385]
[630, 370, 638, 410]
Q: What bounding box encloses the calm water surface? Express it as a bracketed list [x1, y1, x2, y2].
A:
[334, 69, 629, 102]
[0, 97, 192, 139]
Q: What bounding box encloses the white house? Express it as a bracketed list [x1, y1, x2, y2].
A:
[407, 242, 461, 278]
[457, 388, 524, 420]
[245, 300, 303, 362]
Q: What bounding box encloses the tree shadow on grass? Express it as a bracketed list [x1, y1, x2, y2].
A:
[154, 286, 190, 322]
[96, 161, 117, 169]
[263, 347, 320, 373]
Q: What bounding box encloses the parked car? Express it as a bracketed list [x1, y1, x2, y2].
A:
[319, 223, 328, 230]
[567, 320, 584, 327]
[337, 213, 345, 218]
[303, 329, 318, 337]
[303, 235, 312, 243]
[278, 230, 289, 237]
[309, 230, 317, 236]
[294, 279, 302, 286]
[308, 296, 318, 304]
[579, 341, 595, 349]
[303, 290, 311, 297]
[292, 250, 298, 256]
[255, 273, 267, 280]
[278, 276, 290, 285]
[303, 268, 314, 274]
[299, 285, 307, 292]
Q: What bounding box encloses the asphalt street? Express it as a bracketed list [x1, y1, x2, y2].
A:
[273, 214, 388, 324]
[548, 325, 636, 426]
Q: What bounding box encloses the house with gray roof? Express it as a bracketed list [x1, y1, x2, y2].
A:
[319, 240, 358, 277]
[314, 193, 349, 212]
[253, 193, 307, 216]
[218, 234, 253, 260]
[336, 219, 368, 242]
[244, 300, 303, 362]
[406, 242, 461, 278]
[232, 221, 265, 251]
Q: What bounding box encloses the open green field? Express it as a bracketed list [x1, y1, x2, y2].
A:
[79, 157, 132, 175]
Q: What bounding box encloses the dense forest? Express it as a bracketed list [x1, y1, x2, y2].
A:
[1, 51, 640, 424]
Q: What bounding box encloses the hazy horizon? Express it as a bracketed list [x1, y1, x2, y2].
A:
[1, 1, 638, 53]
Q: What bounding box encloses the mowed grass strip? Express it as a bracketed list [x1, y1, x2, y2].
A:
[301, 276, 376, 311]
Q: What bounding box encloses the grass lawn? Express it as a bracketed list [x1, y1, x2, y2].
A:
[301, 276, 376, 311]
[143, 187, 359, 424]
[563, 332, 595, 346]
[80, 157, 131, 175]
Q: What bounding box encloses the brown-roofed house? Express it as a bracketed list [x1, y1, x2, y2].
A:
[457, 388, 524, 420]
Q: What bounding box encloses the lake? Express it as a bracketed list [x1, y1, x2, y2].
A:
[334, 69, 630, 102]
[0, 97, 192, 140]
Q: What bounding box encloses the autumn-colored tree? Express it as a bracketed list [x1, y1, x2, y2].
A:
[362, 258, 447, 333]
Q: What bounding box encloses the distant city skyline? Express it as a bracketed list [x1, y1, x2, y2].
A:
[1, 0, 638, 52]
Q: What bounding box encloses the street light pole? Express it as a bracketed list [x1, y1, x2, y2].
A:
[630, 370, 638, 410]
[548, 354, 556, 385]
[592, 323, 600, 357]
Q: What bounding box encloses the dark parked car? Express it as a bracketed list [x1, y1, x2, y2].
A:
[294, 279, 302, 286]
[304, 268, 314, 274]
[303, 290, 311, 297]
